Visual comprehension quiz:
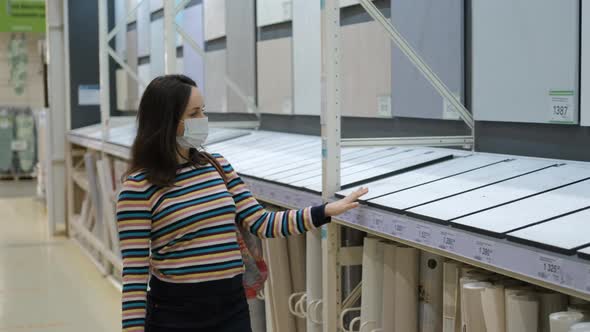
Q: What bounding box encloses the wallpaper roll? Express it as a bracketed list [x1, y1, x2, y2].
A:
[462, 282, 492, 332]
[442, 261, 461, 332]
[361, 237, 385, 331]
[381, 244, 419, 332]
[569, 322, 590, 331]
[539, 292, 568, 332]
[481, 284, 506, 332]
[549, 311, 584, 332]
[460, 274, 489, 330]
[419, 252, 443, 332]
[505, 292, 539, 332]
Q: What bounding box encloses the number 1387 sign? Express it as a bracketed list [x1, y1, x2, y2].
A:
[549, 90, 575, 124]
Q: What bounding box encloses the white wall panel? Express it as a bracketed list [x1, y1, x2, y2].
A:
[341, 22, 391, 117]
[137, 0, 151, 57]
[472, 0, 579, 124]
[581, 0, 590, 126]
[226, 0, 256, 113]
[257, 38, 292, 114]
[257, 0, 291, 27]
[204, 0, 226, 41]
[114, 0, 127, 57]
[150, 0, 163, 12]
[126, 29, 139, 110]
[182, 4, 205, 89]
[391, 0, 464, 120]
[137, 63, 150, 100]
[150, 19, 165, 77]
[293, 0, 321, 115]
[205, 49, 227, 112]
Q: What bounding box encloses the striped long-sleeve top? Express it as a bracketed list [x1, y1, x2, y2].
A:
[116, 154, 329, 331]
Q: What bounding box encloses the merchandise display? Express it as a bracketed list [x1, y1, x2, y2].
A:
[550, 311, 585, 332]
[419, 252, 443, 332]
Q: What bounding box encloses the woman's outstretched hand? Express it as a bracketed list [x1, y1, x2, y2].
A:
[325, 187, 369, 217]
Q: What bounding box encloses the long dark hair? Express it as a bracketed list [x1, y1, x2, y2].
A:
[126, 74, 226, 187]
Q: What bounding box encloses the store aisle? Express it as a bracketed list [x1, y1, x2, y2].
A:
[0, 195, 120, 331]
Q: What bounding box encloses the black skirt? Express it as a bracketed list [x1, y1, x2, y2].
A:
[145, 274, 253, 332]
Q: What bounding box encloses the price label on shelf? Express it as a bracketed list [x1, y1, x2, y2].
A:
[549, 90, 575, 124]
[439, 230, 457, 252]
[536, 255, 565, 285]
[473, 239, 495, 264]
[371, 213, 385, 233]
[392, 221, 407, 238]
[415, 225, 432, 245]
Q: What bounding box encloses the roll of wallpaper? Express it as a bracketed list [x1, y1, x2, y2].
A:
[419, 252, 443, 332]
[460, 274, 489, 330]
[505, 291, 539, 332]
[569, 322, 590, 331]
[361, 237, 385, 331]
[481, 284, 506, 332]
[381, 244, 419, 332]
[442, 261, 461, 332]
[539, 292, 568, 332]
[549, 311, 584, 332]
[462, 282, 492, 332]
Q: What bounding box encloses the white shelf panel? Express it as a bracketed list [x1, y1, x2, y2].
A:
[333, 204, 590, 299]
[337, 154, 504, 201]
[508, 209, 590, 254]
[369, 158, 557, 211]
[409, 164, 590, 222]
[238, 142, 320, 174]
[301, 150, 454, 193]
[229, 140, 318, 170]
[578, 247, 590, 261]
[452, 179, 590, 236]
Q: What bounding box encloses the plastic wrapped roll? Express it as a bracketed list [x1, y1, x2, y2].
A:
[550, 311, 584, 332]
[443, 261, 461, 332]
[381, 244, 419, 332]
[463, 282, 491, 331]
[361, 237, 385, 331]
[481, 284, 506, 332]
[419, 252, 443, 332]
[539, 292, 568, 332]
[505, 291, 539, 332]
[460, 274, 489, 330]
[569, 322, 590, 331]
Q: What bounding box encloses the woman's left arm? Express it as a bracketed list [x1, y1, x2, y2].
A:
[214, 154, 367, 239]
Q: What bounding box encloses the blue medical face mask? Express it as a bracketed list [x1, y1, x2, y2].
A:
[177, 117, 209, 149]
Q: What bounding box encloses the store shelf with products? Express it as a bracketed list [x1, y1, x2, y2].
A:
[67, 121, 590, 301]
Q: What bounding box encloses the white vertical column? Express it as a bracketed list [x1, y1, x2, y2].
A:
[164, 0, 177, 74]
[98, 0, 110, 139]
[581, 0, 590, 126]
[46, 0, 67, 235]
[322, 0, 342, 331]
[293, 0, 324, 331]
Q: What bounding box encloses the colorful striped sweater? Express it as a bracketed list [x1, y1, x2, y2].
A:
[116, 153, 329, 331]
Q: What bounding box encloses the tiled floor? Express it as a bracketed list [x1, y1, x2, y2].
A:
[0, 188, 120, 331]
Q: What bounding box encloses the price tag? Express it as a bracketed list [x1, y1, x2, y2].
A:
[392, 221, 407, 238]
[371, 213, 385, 233]
[549, 90, 575, 124]
[473, 239, 495, 264]
[11, 140, 27, 151]
[536, 255, 565, 284]
[439, 230, 457, 252]
[415, 225, 432, 245]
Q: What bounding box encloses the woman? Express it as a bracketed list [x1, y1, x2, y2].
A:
[117, 74, 367, 331]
